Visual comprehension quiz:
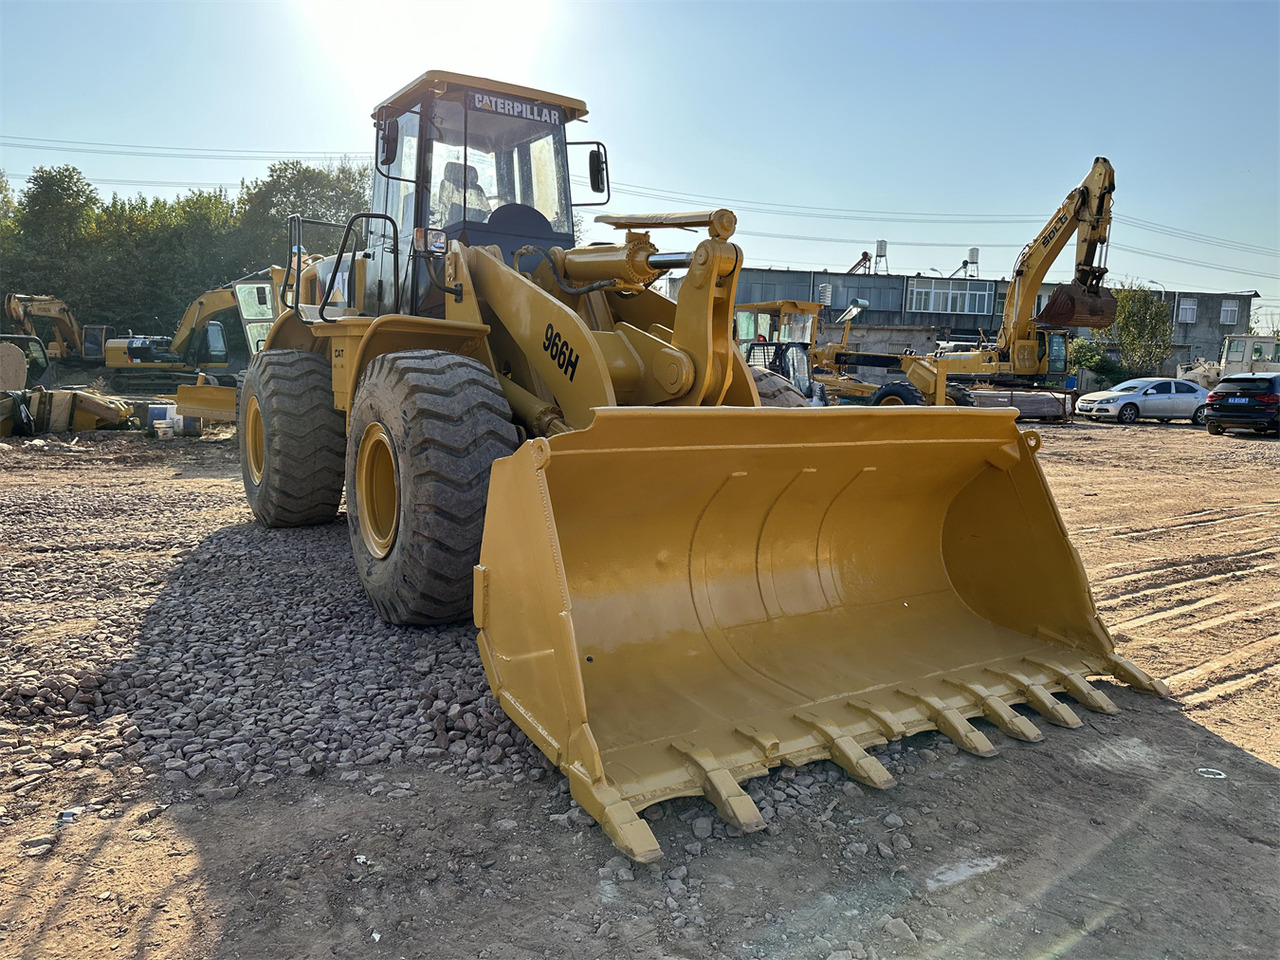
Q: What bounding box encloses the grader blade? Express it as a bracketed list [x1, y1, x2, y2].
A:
[473, 406, 1168, 861]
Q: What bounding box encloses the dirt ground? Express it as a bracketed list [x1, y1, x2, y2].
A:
[1, 419, 1276, 960]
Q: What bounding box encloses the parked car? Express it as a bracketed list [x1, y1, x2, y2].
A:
[1075, 378, 1209, 425]
[1204, 373, 1280, 437]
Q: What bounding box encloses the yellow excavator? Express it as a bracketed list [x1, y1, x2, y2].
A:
[850, 158, 1117, 406]
[2, 294, 112, 364]
[240, 73, 1167, 862]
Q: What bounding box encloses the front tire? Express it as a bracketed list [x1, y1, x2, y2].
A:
[945, 383, 975, 406]
[868, 380, 926, 406]
[1117, 403, 1139, 425]
[750, 367, 809, 407]
[345, 350, 519, 625]
[239, 349, 345, 527]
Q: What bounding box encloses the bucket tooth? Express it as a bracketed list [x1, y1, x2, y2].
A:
[734, 725, 782, 760]
[796, 713, 896, 789]
[947, 681, 1044, 742]
[567, 768, 662, 863]
[672, 741, 765, 833]
[899, 690, 998, 757]
[1104, 654, 1172, 697]
[1025, 658, 1119, 714]
[845, 700, 907, 741]
[987, 669, 1083, 728]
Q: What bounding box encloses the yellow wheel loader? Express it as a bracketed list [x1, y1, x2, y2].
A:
[242, 72, 1168, 862]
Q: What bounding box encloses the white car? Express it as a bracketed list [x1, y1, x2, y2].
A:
[1076, 378, 1209, 425]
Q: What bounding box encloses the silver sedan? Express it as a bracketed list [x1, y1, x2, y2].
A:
[1076, 378, 1210, 425]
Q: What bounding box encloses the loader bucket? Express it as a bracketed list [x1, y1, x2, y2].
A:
[473, 406, 1168, 861]
[1035, 279, 1117, 329]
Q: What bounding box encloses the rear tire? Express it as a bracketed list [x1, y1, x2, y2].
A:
[345, 350, 519, 625]
[1191, 405, 1206, 426]
[1117, 403, 1139, 424]
[239, 349, 345, 527]
[868, 380, 926, 406]
[945, 383, 975, 406]
[750, 366, 809, 407]
[1206, 421, 1224, 436]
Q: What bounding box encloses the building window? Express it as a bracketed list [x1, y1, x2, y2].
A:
[1178, 298, 1198, 324]
[1220, 300, 1239, 325]
[906, 278, 994, 315]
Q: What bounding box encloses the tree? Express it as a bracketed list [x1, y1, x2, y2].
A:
[1105, 280, 1173, 377]
[1068, 336, 1126, 386]
[236, 159, 371, 269]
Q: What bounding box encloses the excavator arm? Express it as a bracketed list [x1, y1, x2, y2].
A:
[998, 157, 1116, 360]
[3, 294, 85, 358]
[168, 287, 239, 359]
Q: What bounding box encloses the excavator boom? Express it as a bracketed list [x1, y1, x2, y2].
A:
[1000, 157, 1116, 352]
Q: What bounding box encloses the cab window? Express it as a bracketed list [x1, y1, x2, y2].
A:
[1225, 339, 1246, 362]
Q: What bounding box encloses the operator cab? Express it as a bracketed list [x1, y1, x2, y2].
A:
[364, 71, 600, 319]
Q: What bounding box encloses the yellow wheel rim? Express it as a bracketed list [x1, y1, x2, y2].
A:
[879, 396, 906, 406]
[356, 422, 398, 559]
[245, 395, 265, 484]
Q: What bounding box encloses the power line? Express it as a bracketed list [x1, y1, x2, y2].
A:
[5, 171, 239, 189]
[0, 136, 362, 163]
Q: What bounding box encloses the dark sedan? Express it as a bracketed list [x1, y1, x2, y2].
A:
[1204, 373, 1280, 436]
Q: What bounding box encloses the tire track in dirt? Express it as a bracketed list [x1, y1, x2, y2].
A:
[1096, 564, 1278, 609]
[1173, 600, 1280, 634]
[1111, 593, 1233, 631]
[1096, 545, 1278, 587]
[1075, 507, 1276, 541]
[1181, 663, 1280, 707]
[1165, 635, 1280, 692]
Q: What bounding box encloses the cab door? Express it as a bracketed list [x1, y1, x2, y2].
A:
[365, 108, 421, 317]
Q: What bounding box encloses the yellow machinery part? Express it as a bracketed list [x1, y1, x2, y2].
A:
[475, 405, 1168, 861]
[173, 383, 238, 421]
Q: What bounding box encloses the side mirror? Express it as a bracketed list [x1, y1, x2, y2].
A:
[589, 148, 607, 194]
[379, 118, 399, 167]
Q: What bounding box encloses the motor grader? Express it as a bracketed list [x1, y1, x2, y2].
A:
[241, 71, 1168, 862]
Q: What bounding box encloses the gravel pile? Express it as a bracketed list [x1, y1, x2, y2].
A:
[0, 455, 552, 799]
[1, 436, 950, 829]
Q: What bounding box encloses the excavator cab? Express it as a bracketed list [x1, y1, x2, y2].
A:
[363, 72, 598, 318]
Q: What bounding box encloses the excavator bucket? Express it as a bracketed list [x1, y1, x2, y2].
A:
[1036, 279, 1117, 329]
[474, 406, 1169, 862]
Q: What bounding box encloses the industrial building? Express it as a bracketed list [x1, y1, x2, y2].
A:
[688, 257, 1258, 377]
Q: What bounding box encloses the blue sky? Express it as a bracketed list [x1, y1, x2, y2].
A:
[2, 0, 1277, 315]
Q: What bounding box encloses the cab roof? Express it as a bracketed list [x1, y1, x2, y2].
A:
[375, 70, 588, 122]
